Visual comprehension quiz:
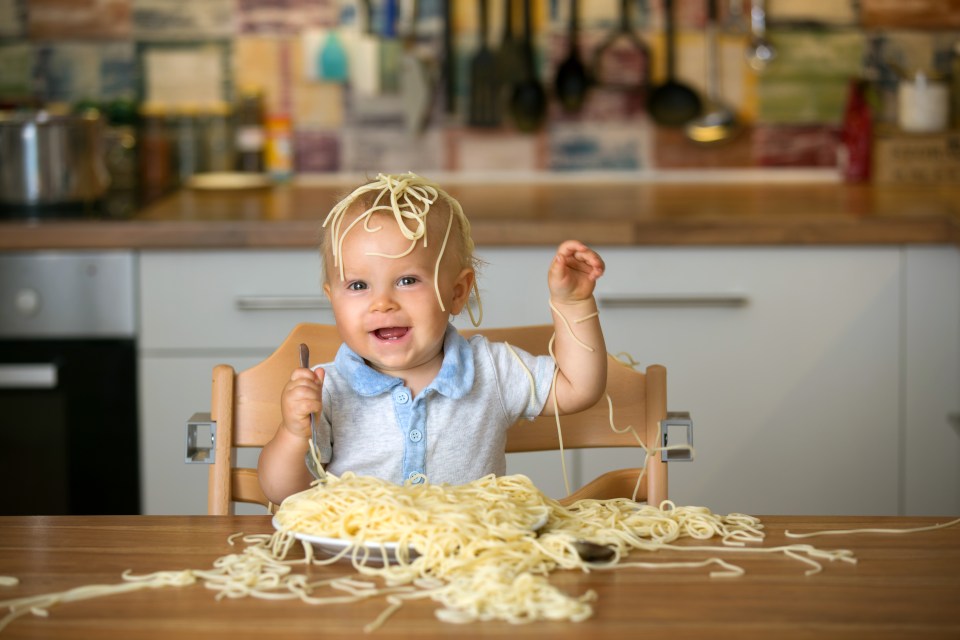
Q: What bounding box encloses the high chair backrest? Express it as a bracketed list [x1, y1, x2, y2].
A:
[207, 323, 669, 514]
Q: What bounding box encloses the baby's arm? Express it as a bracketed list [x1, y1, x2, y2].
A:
[257, 367, 324, 504]
[541, 240, 607, 416]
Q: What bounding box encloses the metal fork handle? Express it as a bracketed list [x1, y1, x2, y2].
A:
[299, 342, 324, 478]
[299, 343, 309, 369]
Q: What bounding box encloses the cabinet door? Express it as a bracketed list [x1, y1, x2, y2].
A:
[904, 246, 960, 515]
[140, 250, 331, 351]
[140, 355, 266, 515]
[584, 247, 901, 516]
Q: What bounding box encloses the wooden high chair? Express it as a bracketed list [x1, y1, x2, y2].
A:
[188, 323, 691, 515]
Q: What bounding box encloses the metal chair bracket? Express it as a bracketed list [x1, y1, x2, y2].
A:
[660, 411, 694, 462]
[186, 412, 216, 464]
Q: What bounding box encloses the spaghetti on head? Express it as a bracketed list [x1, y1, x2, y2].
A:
[320, 172, 483, 325]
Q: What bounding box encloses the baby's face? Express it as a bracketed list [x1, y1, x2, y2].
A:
[323, 212, 473, 383]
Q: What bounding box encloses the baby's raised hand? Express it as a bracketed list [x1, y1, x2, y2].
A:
[548, 240, 605, 303]
[280, 367, 324, 439]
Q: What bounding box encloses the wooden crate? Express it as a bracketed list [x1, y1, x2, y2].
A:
[872, 132, 960, 184]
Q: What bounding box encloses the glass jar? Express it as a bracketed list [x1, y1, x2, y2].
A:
[234, 89, 266, 173]
[200, 101, 234, 173]
[138, 102, 173, 202]
[173, 103, 201, 184]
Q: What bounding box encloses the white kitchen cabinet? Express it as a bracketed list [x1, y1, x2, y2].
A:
[473, 247, 903, 516]
[903, 246, 960, 516]
[139, 250, 326, 514]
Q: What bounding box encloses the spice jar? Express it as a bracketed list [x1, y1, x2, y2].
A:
[138, 102, 173, 202]
[234, 89, 266, 173]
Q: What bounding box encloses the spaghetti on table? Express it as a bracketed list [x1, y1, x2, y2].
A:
[0, 470, 876, 633]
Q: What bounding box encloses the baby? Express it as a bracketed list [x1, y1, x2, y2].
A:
[258, 173, 607, 504]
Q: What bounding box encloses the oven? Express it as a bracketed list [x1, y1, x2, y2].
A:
[0, 251, 140, 515]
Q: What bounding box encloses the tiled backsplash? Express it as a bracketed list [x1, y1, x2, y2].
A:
[1, 0, 958, 177]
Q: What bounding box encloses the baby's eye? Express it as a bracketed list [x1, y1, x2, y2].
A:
[346, 281, 367, 291]
[397, 276, 418, 287]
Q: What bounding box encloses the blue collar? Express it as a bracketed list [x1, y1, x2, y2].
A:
[333, 323, 474, 399]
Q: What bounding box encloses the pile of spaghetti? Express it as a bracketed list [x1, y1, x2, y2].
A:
[1, 472, 862, 633]
[217, 471, 850, 629]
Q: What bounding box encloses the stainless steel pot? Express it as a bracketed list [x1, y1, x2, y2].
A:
[0, 110, 110, 211]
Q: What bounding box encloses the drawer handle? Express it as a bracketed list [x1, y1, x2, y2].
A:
[235, 295, 332, 311]
[597, 294, 749, 308]
[0, 364, 58, 389]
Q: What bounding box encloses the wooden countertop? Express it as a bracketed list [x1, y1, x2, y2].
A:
[2, 181, 959, 250]
[1, 514, 958, 639]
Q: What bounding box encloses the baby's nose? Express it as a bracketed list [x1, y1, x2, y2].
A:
[369, 290, 398, 312]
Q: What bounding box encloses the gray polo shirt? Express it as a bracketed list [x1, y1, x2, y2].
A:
[309, 323, 555, 485]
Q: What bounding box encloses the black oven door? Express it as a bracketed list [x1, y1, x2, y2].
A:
[0, 339, 140, 515]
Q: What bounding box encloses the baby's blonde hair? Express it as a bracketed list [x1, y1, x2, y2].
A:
[320, 173, 482, 325]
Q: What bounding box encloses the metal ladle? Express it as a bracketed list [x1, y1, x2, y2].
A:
[554, 0, 590, 113]
[646, 0, 701, 127]
[685, 0, 740, 144]
[745, 0, 775, 72]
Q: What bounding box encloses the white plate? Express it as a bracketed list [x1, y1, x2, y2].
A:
[186, 172, 272, 191]
[273, 511, 550, 566]
[272, 516, 412, 565]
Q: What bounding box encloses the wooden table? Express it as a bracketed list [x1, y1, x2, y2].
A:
[1, 515, 958, 639]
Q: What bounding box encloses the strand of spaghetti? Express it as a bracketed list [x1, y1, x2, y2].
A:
[430, 214, 454, 312]
[364, 597, 404, 633]
[553, 366, 571, 497]
[784, 517, 960, 539]
[648, 542, 857, 576]
[612, 352, 642, 368]
[545, 335, 572, 496]
[503, 342, 540, 426]
[0, 571, 196, 632]
[548, 299, 596, 352]
[465, 279, 483, 326]
[308, 436, 328, 483]
[607, 557, 745, 578]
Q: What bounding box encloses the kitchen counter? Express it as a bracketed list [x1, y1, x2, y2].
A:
[2, 180, 959, 250]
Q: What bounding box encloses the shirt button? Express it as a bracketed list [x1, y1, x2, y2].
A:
[409, 429, 423, 443]
[395, 390, 410, 404]
[408, 471, 423, 483]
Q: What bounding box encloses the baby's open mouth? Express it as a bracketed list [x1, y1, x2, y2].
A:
[373, 327, 409, 341]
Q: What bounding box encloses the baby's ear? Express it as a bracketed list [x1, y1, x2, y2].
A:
[449, 268, 475, 315]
